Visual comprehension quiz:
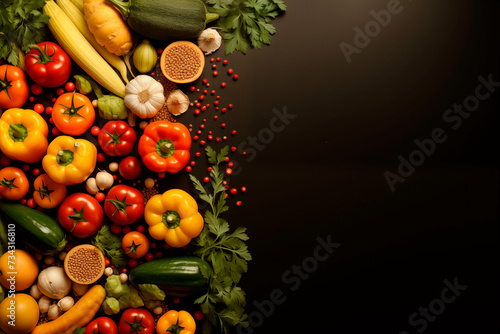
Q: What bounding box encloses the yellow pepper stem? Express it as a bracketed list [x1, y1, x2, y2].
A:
[57, 149, 74, 166]
[9, 123, 28, 142]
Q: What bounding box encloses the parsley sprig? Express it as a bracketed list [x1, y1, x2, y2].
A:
[206, 0, 287, 55]
[0, 0, 49, 66]
[190, 146, 252, 334]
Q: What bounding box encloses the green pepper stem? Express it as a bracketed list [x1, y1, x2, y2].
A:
[9, 124, 24, 138]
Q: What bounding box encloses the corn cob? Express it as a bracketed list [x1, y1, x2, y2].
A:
[69, 0, 83, 12]
[57, 0, 129, 83]
[43, 0, 126, 97]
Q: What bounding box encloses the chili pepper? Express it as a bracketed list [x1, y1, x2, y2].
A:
[42, 135, 97, 185]
[144, 189, 203, 248]
[138, 121, 191, 173]
[0, 108, 49, 163]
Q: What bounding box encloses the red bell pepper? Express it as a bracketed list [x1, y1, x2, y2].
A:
[138, 121, 191, 173]
[25, 42, 71, 88]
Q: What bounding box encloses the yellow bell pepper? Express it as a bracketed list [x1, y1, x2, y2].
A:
[42, 135, 97, 185]
[0, 108, 48, 163]
[145, 189, 204, 248]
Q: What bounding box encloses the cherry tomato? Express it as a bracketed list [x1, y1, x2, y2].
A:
[118, 156, 142, 180]
[98, 121, 137, 157]
[122, 231, 150, 259]
[0, 167, 29, 200]
[85, 317, 118, 334]
[57, 193, 103, 238]
[104, 185, 144, 225]
[118, 308, 155, 334]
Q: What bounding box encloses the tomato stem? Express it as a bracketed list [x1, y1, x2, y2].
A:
[0, 177, 19, 189]
[28, 43, 57, 65]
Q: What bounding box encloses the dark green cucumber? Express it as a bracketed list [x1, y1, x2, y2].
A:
[0, 200, 67, 255]
[106, 0, 219, 41]
[129, 256, 212, 297]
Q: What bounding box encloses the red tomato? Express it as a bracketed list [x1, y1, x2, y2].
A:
[0, 65, 29, 109]
[85, 317, 118, 334]
[0, 167, 29, 200]
[118, 156, 142, 180]
[58, 193, 103, 238]
[118, 308, 155, 334]
[122, 231, 150, 259]
[98, 121, 137, 157]
[104, 185, 145, 225]
[25, 42, 71, 87]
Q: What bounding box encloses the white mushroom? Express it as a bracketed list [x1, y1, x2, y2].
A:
[166, 89, 190, 116]
[197, 28, 222, 55]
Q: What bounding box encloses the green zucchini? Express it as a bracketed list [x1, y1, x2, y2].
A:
[129, 256, 212, 297]
[106, 0, 219, 41]
[0, 200, 67, 255]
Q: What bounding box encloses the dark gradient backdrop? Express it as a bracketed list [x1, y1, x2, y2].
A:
[201, 0, 499, 333]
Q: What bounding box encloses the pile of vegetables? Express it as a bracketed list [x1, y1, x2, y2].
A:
[0, 0, 286, 332]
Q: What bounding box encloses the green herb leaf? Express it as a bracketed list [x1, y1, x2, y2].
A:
[206, 0, 287, 54]
[190, 146, 252, 333]
[92, 224, 127, 267]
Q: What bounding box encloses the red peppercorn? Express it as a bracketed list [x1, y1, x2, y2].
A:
[216, 57, 221, 62]
[213, 116, 218, 120]
[31, 84, 43, 95]
[32, 168, 40, 176]
[203, 89, 208, 94]
[223, 59, 228, 65]
[203, 118, 207, 122]
[195, 152, 201, 157]
[65, 82, 75, 91]
[221, 108, 227, 113]
[207, 135, 213, 141]
[199, 95, 205, 100]
[195, 102, 201, 108]
[211, 90, 216, 95]
[29, 96, 35, 102]
[91, 126, 100, 136]
[203, 176, 210, 183]
[194, 310, 204, 320]
[228, 162, 234, 167]
[216, 137, 221, 142]
[190, 161, 196, 166]
[193, 135, 199, 141]
[233, 74, 239, 80]
[190, 86, 196, 92]
[212, 64, 217, 69]
[95, 192, 105, 202]
[231, 146, 237, 152]
[186, 166, 192, 172]
[227, 69, 233, 75]
[136, 225, 146, 233]
[230, 188, 237, 195]
[221, 82, 226, 88]
[97, 153, 106, 162]
[197, 130, 202, 135]
[241, 186, 247, 192]
[200, 140, 206, 146]
[51, 127, 60, 136]
[200, 124, 205, 129]
[194, 109, 200, 115]
[221, 123, 226, 128]
[214, 100, 219, 106]
[236, 201, 242, 207]
[226, 168, 232, 175]
[201, 106, 206, 111]
[56, 88, 64, 95]
[45, 106, 52, 115]
[213, 71, 218, 77]
[231, 130, 237, 135]
[228, 104, 234, 109]
[223, 136, 227, 140]
[202, 78, 208, 84]
[27, 198, 36, 208]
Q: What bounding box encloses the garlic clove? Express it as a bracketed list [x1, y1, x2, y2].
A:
[197, 28, 222, 55]
[86, 177, 99, 194]
[48, 303, 62, 320]
[38, 296, 51, 314]
[95, 170, 114, 190]
[166, 89, 190, 116]
[57, 296, 75, 312]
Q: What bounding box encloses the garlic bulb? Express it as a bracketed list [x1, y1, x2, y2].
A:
[119, 273, 128, 283]
[38, 296, 51, 313]
[197, 28, 222, 55]
[57, 296, 75, 312]
[86, 177, 99, 194]
[48, 303, 61, 320]
[166, 89, 190, 116]
[124, 75, 165, 119]
[95, 170, 114, 190]
[37, 266, 72, 299]
[133, 40, 158, 73]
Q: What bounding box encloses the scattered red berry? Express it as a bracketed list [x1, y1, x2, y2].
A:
[233, 74, 239, 80]
[95, 192, 105, 202]
[228, 69, 233, 75]
[65, 82, 75, 91]
[31, 84, 43, 95]
[91, 126, 100, 136]
[34, 103, 44, 113]
[203, 176, 210, 183]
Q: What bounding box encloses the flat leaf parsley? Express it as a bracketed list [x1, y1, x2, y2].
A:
[206, 0, 287, 54]
[190, 146, 252, 333]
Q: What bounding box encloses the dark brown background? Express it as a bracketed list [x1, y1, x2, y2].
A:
[199, 0, 499, 333]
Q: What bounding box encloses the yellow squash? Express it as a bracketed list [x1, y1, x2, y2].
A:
[83, 0, 134, 56]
